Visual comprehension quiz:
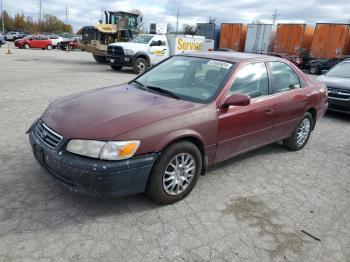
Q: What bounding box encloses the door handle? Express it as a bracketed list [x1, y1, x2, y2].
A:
[264, 107, 273, 113]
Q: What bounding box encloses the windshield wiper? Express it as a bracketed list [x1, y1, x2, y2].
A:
[146, 86, 181, 100]
[131, 80, 146, 90]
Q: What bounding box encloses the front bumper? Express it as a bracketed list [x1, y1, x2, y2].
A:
[328, 97, 350, 114]
[28, 126, 158, 198]
[107, 54, 135, 67]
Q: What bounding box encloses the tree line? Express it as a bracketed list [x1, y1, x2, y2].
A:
[1, 11, 73, 34]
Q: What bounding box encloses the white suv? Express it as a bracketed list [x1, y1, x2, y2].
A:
[5, 31, 21, 41]
[0, 33, 5, 47]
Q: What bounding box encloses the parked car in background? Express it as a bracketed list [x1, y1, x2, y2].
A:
[307, 58, 347, 75]
[317, 59, 350, 114]
[59, 38, 79, 50]
[13, 33, 29, 41]
[14, 35, 53, 50]
[5, 31, 22, 41]
[0, 33, 5, 47]
[28, 52, 328, 204]
[48, 35, 65, 48]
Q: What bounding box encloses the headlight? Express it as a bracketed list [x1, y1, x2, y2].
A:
[124, 49, 134, 55]
[66, 140, 140, 161]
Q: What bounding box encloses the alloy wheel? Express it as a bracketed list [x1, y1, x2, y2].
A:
[163, 153, 196, 196]
[296, 118, 311, 146]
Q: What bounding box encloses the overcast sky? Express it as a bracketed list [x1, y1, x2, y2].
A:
[2, 0, 350, 32]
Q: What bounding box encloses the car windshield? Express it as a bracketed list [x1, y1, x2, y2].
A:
[326, 62, 350, 78]
[130, 35, 153, 44]
[135, 56, 234, 103]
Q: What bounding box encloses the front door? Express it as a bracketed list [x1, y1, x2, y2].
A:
[216, 62, 274, 162]
[149, 38, 169, 65]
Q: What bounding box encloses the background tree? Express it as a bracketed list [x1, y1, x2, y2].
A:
[183, 24, 195, 35]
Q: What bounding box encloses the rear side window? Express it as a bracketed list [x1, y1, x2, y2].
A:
[230, 62, 269, 98]
[268, 62, 301, 94]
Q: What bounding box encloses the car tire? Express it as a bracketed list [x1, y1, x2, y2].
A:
[111, 65, 123, 71]
[23, 43, 30, 49]
[309, 66, 320, 75]
[47, 45, 52, 50]
[283, 112, 313, 151]
[56, 43, 61, 49]
[133, 58, 148, 74]
[146, 141, 202, 205]
[93, 54, 107, 63]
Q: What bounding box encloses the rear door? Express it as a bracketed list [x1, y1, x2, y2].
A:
[267, 61, 308, 139]
[216, 62, 274, 161]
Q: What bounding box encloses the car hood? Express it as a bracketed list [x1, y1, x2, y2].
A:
[41, 84, 202, 140]
[317, 75, 350, 90]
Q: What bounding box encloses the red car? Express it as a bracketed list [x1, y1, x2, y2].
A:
[27, 52, 328, 204]
[15, 35, 53, 50]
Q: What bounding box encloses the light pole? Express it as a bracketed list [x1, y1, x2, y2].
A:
[1, 0, 5, 34]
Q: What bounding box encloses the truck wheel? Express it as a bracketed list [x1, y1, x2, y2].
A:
[283, 112, 313, 151]
[146, 141, 202, 205]
[134, 58, 148, 74]
[93, 54, 107, 63]
[111, 65, 123, 71]
[309, 66, 320, 75]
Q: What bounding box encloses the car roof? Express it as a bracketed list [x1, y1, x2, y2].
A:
[180, 51, 284, 63]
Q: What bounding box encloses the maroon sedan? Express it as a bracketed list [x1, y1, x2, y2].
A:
[28, 52, 328, 204]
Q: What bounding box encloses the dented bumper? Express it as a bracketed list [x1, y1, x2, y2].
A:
[28, 131, 158, 198]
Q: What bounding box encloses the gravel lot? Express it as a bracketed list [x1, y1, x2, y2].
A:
[0, 44, 349, 262]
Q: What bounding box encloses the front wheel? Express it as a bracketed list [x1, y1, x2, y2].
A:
[47, 45, 52, 50]
[146, 141, 202, 205]
[133, 58, 148, 74]
[23, 43, 30, 49]
[111, 65, 123, 71]
[283, 112, 313, 151]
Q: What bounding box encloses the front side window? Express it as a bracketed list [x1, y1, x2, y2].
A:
[130, 35, 154, 44]
[269, 62, 301, 94]
[230, 62, 268, 98]
[136, 56, 234, 103]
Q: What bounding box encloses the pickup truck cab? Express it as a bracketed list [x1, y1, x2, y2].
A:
[107, 34, 214, 73]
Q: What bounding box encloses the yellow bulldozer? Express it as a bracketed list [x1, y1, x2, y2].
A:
[78, 11, 140, 63]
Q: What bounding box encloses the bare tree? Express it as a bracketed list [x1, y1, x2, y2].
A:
[183, 24, 195, 35]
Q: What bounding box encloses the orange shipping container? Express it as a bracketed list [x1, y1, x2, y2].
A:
[273, 24, 314, 56]
[219, 23, 247, 51]
[310, 23, 350, 59]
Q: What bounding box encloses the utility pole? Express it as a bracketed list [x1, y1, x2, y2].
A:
[1, 0, 5, 34]
[39, 0, 42, 23]
[65, 5, 68, 24]
[175, 8, 179, 35]
[272, 9, 279, 24]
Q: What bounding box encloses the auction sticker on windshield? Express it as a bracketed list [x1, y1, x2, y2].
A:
[207, 60, 233, 69]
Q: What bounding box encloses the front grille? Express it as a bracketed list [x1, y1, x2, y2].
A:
[34, 121, 63, 149]
[107, 46, 124, 56]
[327, 86, 350, 99]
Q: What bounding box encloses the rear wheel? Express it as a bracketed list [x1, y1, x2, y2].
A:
[283, 112, 313, 151]
[133, 58, 148, 74]
[111, 65, 123, 71]
[56, 43, 61, 49]
[146, 141, 202, 205]
[23, 43, 30, 49]
[93, 54, 107, 63]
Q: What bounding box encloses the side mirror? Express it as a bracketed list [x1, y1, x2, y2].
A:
[221, 94, 251, 108]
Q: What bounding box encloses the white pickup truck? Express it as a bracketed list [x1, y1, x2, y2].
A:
[107, 34, 214, 73]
